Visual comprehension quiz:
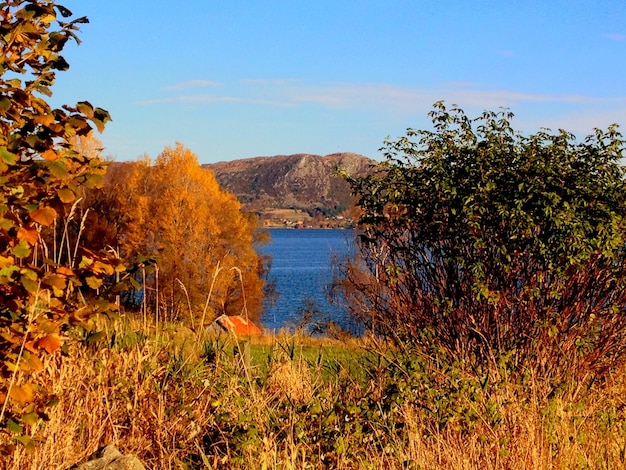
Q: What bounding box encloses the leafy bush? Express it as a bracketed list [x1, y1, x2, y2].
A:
[337, 102, 626, 380]
[0, 0, 118, 445]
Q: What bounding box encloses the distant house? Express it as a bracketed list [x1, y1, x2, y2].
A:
[208, 314, 262, 336]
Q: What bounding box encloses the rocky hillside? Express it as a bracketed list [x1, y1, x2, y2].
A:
[204, 152, 376, 227]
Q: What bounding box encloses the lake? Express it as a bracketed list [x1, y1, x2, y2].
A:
[257, 228, 356, 333]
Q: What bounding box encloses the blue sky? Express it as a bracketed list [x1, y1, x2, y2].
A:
[51, 1, 626, 164]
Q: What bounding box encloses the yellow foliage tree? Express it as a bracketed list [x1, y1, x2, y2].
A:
[87, 144, 265, 325]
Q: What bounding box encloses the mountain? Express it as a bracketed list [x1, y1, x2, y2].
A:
[204, 152, 376, 228]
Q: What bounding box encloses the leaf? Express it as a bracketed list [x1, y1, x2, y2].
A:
[43, 273, 66, 290]
[5, 79, 21, 89]
[47, 160, 69, 178]
[51, 56, 70, 71]
[85, 276, 103, 289]
[30, 206, 57, 226]
[10, 186, 24, 198]
[21, 267, 38, 280]
[21, 412, 40, 425]
[76, 101, 94, 118]
[4, 362, 19, 373]
[15, 435, 35, 452]
[39, 13, 56, 24]
[37, 334, 63, 354]
[56, 266, 75, 277]
[91, 118, 106, 134]
[7, 419, 23, 434]
[79, 256, 94, 268]
[67, 116, 91, 135]
[84, 172, 104, 189]
[36, 85, 53, 97]
[38, 320, 59, 334]
[0, 255, 14, 269]
[95, 298, 117, 312]
[16, 6, 37, 20]
[57, 188, 75, 203]
[21, 352, 44, 372]
[0, 216, 14, 231]
[0, 147, 18, 165]
[0, 97, 11, 115]
[25, 340, 38, 354]
[34, 112, 55, 127]
[21, 276, 39, 294]
[55, 5, 73, 17]
[92, 107, 112, 133]
[17, 226, 39, 245]
[41, 149, 59, 161]
[115, 263, 127, 273]
[93, 261, 114, 275]
[9, 384, 34, 404]
[48, 297, 63, 309]
[12, 240, 31, 259]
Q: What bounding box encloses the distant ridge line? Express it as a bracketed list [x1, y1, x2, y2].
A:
[204, 152, 376, 227]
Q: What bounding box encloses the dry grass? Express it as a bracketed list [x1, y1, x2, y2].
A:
[265, 348, 315, 405]
[1, 316, 626, 469]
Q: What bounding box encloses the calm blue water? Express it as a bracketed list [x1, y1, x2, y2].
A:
[257, 229, 355, 332]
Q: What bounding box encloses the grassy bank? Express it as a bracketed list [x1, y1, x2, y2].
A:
[2, 315, 626, 469]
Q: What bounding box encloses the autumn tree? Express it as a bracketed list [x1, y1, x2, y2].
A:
[338, 103, 626, 380]
[86, 144, 266, 325]
[0, 0, 118, 445]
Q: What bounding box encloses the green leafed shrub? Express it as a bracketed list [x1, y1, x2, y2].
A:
[337, 102, 626, 381]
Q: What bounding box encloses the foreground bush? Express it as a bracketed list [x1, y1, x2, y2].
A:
[0, 0, 118, 442]
[2, 318, 626, 469]
[337, 103, 626, 381]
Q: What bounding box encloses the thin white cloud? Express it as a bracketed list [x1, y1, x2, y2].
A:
[605, 33, 626, 41]
[438, 88, 591, 107]
[497, 49, 516, 58]
[136, 94, 294, 107]
[255, 80, 594, 111]
[443, 80, 487, 89]
[519, 107, 626, 137]
[138, 95, 239, 105]
[239, 78, 302, 86]
[138, 79, 626, 132]
[160, 80, 220, 91]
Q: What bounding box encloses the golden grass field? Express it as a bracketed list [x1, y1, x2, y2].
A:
[2, 315, 626, 469]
